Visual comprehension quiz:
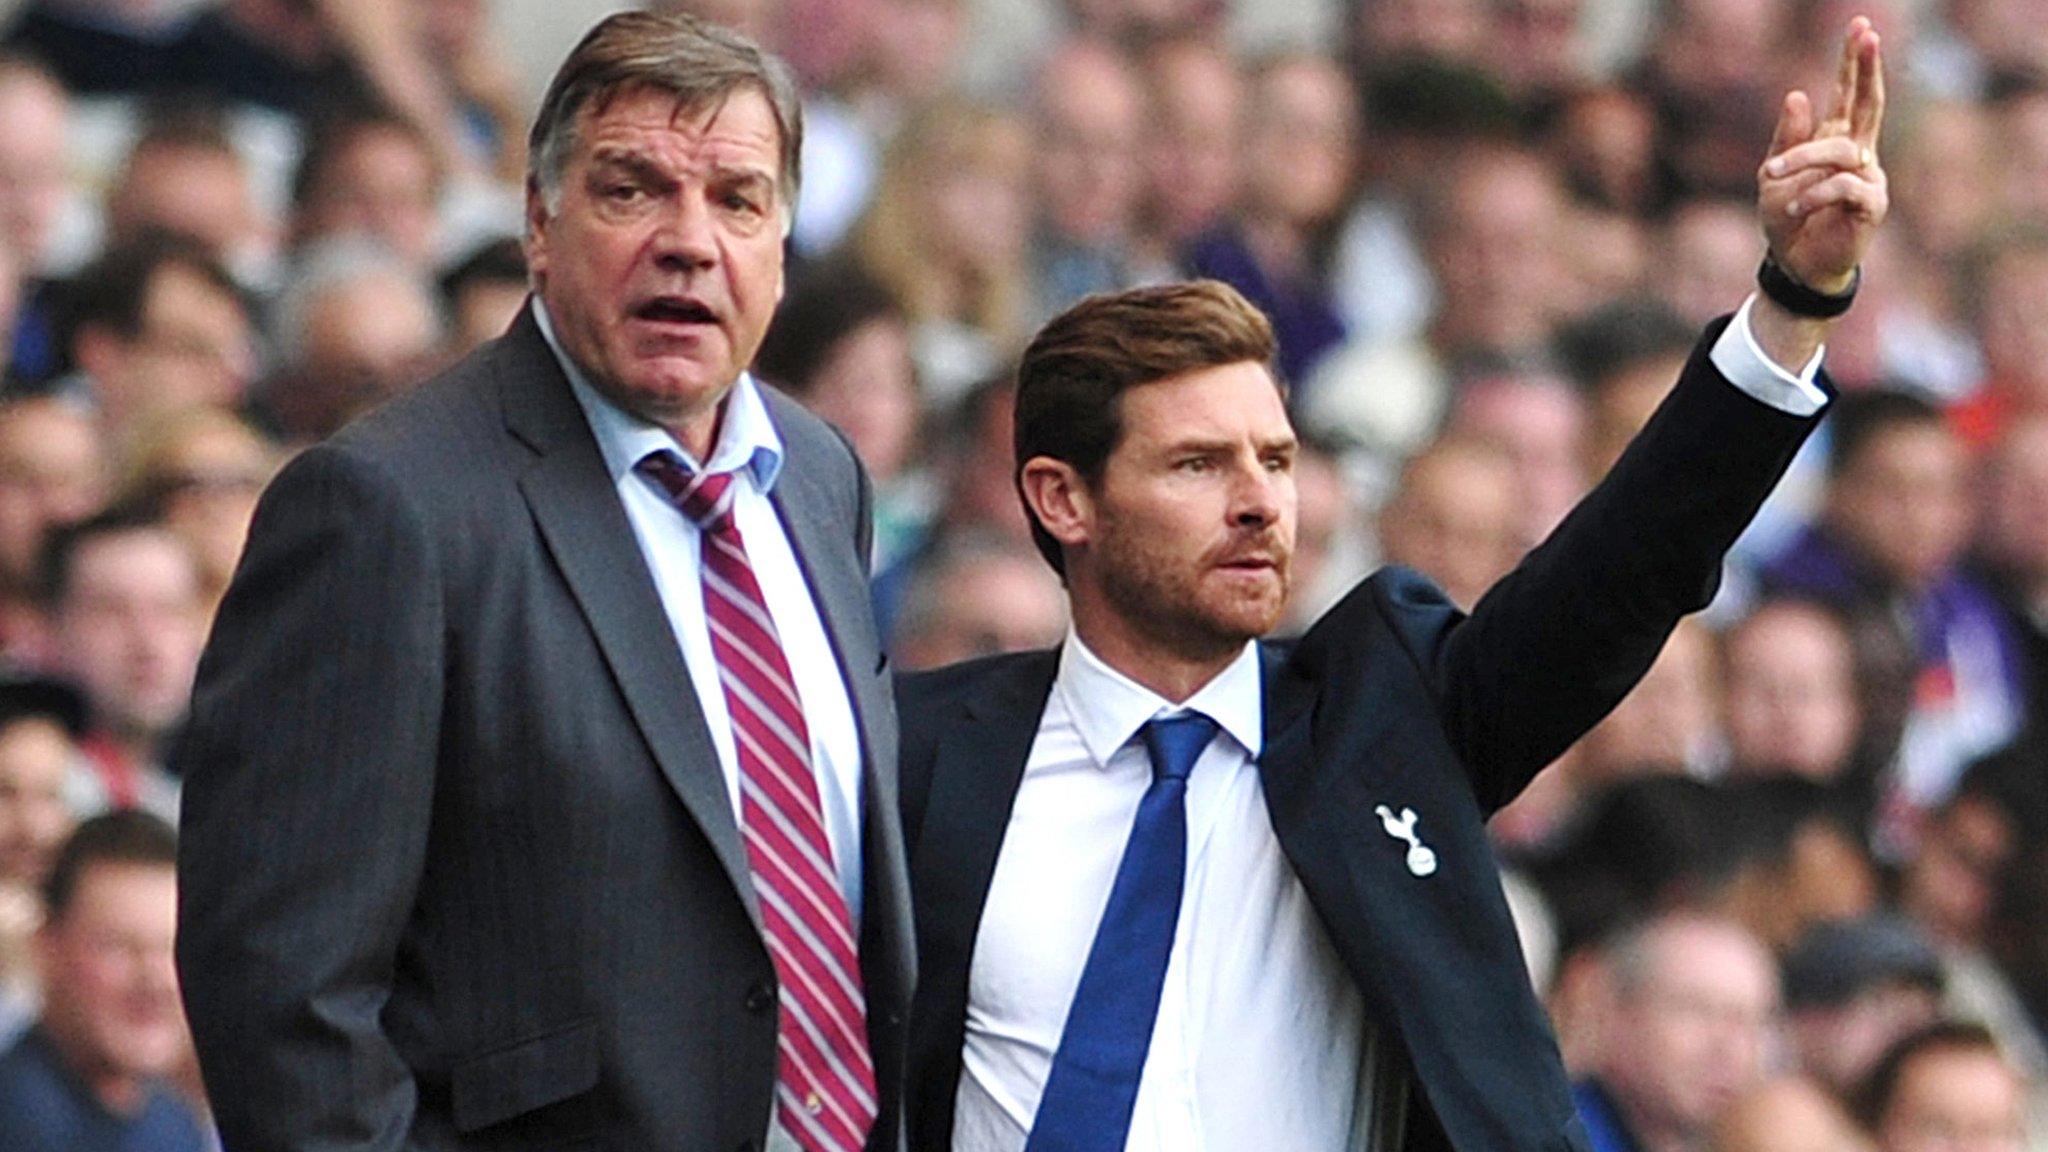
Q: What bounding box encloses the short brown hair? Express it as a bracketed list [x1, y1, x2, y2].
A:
[43, 810, 178, 922]
[528, 11, 803, 217]
[1013, 280, 1279, 575]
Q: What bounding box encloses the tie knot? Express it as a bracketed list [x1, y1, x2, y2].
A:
[1141, 712, 1216, 783]
[640, 453, 738, 533]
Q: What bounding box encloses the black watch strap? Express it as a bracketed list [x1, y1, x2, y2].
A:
[1757, 255, 1860, 319]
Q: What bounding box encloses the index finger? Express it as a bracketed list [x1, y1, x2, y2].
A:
[1851, 24, 1886, 149]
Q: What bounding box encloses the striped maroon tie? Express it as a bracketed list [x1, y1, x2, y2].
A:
[641, 453, 877, 1152]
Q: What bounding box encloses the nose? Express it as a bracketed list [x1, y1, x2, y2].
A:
[652, 191, 719, 272]
[1231, 459, 1283, 529]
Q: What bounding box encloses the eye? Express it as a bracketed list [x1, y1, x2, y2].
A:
[717, 187, 769, 219]
[1175, 455, 1216, 474]
[603, 182, 646, 205]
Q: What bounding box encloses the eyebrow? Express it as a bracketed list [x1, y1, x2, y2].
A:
[587, 150, 674, 186]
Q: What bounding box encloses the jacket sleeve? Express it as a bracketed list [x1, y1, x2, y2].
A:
[1422, 315, 1828, 812]
[174, 441, 443, 1150]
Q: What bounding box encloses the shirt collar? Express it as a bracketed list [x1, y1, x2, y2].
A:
[533, 297, 784, 491]
[1053, 630, 1263, 770]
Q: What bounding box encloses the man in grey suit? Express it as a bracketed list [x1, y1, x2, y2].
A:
[173, 13, 912, 1152]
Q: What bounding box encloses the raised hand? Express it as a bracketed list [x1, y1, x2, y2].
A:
[1757, 16, 1888, 294]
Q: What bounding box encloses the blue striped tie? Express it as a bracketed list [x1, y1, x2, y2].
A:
[1024, 711, 1219, 1152]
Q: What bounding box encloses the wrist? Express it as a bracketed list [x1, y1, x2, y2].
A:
[1759, 253, 1860, 317]
[1747, 291, 1832, 372]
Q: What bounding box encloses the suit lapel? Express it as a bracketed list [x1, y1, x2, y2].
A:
[763, 398, 917, 1006]
[911, 652, 1057, 995]
[498, 307, 761, 930]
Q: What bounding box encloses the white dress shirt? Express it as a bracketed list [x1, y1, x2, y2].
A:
[956, 633, 1381, 1152]
[534, 300, 866, 919]
[953, 301, 1827, 1152]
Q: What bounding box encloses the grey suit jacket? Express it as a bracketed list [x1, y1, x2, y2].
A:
[175, 306, 914, 1152]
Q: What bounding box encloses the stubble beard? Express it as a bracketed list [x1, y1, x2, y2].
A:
[1093, 513, 1290, 665]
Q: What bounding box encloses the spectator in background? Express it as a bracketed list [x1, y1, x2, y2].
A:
[891, 532, 1066, 670]
[111, 408, 279, 613]
[174, 0, 455, 173]
[1972, 415, 2048, 723]
[1573, 618, 1722, 783]
[754, 261, 927, 569]
[1888, 99, 1997, 273]
[1858, 1021, 2028, 1152]
[0, 811, 203, 1152]
[1718, 778, 1880, 954]
[288, 105, 445, 272]
[1418, 145, 1570, 373]
[0, 57, 74, 383]
[1187, 50, 1359, 389]
[1374, 434, 1520, 611]
[1446, 366, 1590, 549]
[1130, 35, 1241, 282]
[1989, 72, 2048, 227]
[0, 397, 103, 663]
[1558, 299, 1697, 478]
[1347, 0, 1491, 71]
[50, 236, 258, 445]
[437, 236, 527, 356]
[1896, 754, 2048, 1108]
[42, 510, 205, 818]
[1638, 0, 1789, 203]
[1059, 0, 1218, 50]
[1575, 912, 1781, 1152]
[1027, 39, 1144, 321]
[1549, 84, 1661, 219]
[1951, 225, 2048, 452]
[1712, 1076, 1875, 1152]
[0, 673, 90, 1043]
[851, 100, 1031, 402]
[1185, 52, 1358, 392]
[1783, 915, 1949, 1099]
[414, 0, 529, 181]
[1662, 197, 1769, 327]
[1278, 436, 1365, 632]
[1721, 598, 1865, 784]
[0, 0, 191, 98]
[755, 261, 920, 490]
[256, 236, 447, 444]
[1916, 0, 2048, 99]
[1763, 391, 2025, 853]
[101, 103, 277, 293]
[1488, 0, 1586, 102]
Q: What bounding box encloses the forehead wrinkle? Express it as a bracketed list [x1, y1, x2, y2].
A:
[584, 99, 782, 193]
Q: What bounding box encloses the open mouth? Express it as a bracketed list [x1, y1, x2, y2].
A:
[633, 296, 718, 325]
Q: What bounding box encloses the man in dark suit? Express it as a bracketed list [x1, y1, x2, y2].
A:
[173, 13, 911, 1152]
[897, 19, 1888, 1152]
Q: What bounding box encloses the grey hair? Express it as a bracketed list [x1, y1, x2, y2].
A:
[270, 236, 445, 368]
[526, 11, 803, 230]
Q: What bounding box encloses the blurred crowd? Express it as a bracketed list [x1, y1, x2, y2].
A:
[0, 0, 2040, 1148]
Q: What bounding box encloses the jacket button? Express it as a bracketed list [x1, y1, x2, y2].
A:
[744, 980, 775, 1013]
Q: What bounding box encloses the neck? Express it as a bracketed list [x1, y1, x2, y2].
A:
[1068, 598, 1242, 704]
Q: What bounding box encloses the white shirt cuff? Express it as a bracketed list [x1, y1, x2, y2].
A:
[1708, 294, 1830, 417]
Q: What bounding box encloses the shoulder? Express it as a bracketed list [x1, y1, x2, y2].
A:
[1287, 565, 1462, 671]
[896, 648, 1059, 714]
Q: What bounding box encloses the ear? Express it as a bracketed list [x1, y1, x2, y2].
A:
[522, 177, 552, 285]
[1019, 456, 1095, 554]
